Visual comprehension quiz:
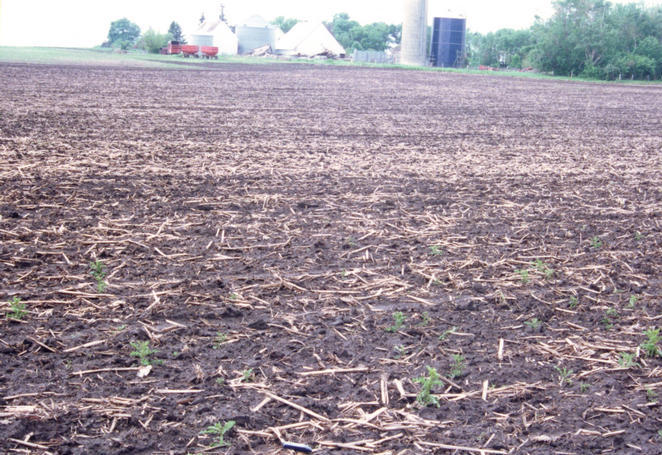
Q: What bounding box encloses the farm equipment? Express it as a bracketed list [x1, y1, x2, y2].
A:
[160, 41, 182, 55]
[181, 45, 200, 57]
[201, 46, 219, 59]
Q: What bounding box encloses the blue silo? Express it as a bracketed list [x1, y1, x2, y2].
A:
[430, 17, 466, 67]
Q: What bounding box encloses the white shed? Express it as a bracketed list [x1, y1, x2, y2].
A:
[198, 19, 238, 56]
[188, 19, 238, 56]
[275, 22, 346, 57]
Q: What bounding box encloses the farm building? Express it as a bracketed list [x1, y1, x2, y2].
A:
[275, 22, 346, 58]
[236, 15, 282, 54]
[187, 19, 238, 56]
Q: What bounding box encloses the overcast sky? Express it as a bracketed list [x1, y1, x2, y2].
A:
[1, 0, 661, 48]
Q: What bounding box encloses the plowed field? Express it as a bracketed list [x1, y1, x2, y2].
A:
[1, 62, 661, 454]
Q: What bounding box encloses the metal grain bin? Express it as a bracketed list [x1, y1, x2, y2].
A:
[430, 17, 466, 67]
[236, 15, 279, 54]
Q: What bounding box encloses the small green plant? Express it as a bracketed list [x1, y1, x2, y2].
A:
[420, 311, 432, 326]
[569, 295, 579, 309]
[216, 377, 225, 386]
[201, 420, 235, 447]
[346, 236, 357, 247]
[90, 260, 107, 293]
[590, 236, 603, 249]
[524, 318, 542, 331]
[515, 269, 530, 284]
[439, 326, 457, 341]
[7, 297, 27, 320]
[429, 245, 443, 256]
[641, 328, 662, 358]
[646, 388, 657, 402]
[658, 429, 662, 439]
[387, 311, 406, 332]
[414, 366, 443, 407]
[394, 344, 407, 359]
[229, 293, 239, 301]
[618, 352, 639, 368]
[130, 341, 159, 366]
[533, 259, 554, 279]
[172, 351, 180, 358]
[449, 354, 465, 379]
[554, 366, 573, 386]
[628, 295, 638, 309]
[212, 332, 227, 349]
[601, 316, 614, 330]
[579, 382, 590, 393]
[634, 231, 643, 241]
[241, 368, 254, 382]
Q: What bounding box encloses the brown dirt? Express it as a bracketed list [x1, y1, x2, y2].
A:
[0, 62, 661, 455]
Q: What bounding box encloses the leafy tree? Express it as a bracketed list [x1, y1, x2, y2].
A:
[168, 21, 186, 44]
[326, 13, 400, 52]
[139, 28, 172, 54]
[107, 18, 141, 50]
[466, 0, 662, 80]
[271, 16, 299, 33]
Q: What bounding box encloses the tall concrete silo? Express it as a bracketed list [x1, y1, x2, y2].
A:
[401, 0, 428, 66]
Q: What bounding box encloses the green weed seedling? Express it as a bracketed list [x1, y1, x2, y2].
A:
[414, 366, 443, 407]
[419, 312, 432, 326]
[628, 295, 638, 309]
[449, 354, 465, 379]
[439, 326, 457, 341]
[524, 318, 542, 331]
[90, 260, 107, 293]
[569, 296, 579, 309]
[7, 297, 27, 320]
[130, 341, 160, 366]
[394, 345, 407, 359]
[658, 429, 662, 439]
[533, 259, 554, 279]
[554, 366, 573, 386]
[429, 245, 443, 256]
[212, 332, 227, 349]
[579, 382, 590, 393]
[515, 269, 530, 284]
[590, 236, 603, 249]
[641, 328, 662, 358]
[241, 368, 254, 382]
[634, 231, 643, 241]
[201, 420, 235, 447]
[618, 352, 639, 369]
[387, 312, 406, 333]
[647, 388, 657, 402]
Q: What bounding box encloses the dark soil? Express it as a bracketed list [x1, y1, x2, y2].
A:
[0, 62, 661, 455]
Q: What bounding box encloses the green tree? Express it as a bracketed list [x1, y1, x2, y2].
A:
[139, 28, 172, 54]
[107, 18, 141, 50]
[168, 21, 186, 43]
[271, 16, 299, 33]
[326, 13, 400, 52]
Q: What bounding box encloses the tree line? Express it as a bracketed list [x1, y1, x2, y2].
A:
[469, 0, 662, 80]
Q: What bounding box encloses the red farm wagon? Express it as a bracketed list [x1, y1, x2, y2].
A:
[201, 46, 219, 59]
[181, 45, 200, 57]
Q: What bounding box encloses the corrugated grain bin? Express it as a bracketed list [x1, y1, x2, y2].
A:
[236, 15, 280, 54]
